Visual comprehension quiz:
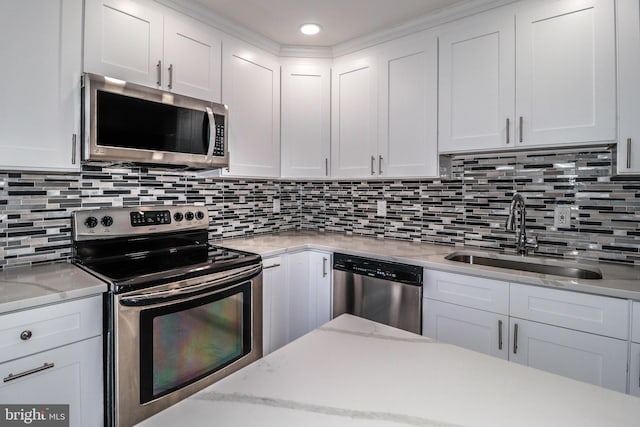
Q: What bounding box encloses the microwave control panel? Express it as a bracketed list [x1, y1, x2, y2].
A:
[213, 113, 225, 157]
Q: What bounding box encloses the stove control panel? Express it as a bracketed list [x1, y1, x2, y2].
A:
[72, 205, 209, 240]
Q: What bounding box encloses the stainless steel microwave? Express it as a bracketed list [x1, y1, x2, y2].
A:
[82, 73, 228, 168]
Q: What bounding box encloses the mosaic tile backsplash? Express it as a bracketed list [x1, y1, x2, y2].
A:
[1, 146, 639, 268]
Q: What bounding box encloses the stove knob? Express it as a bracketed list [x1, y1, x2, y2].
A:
[195, 211, 205, 220]
[84, 216, 98, 228]
[173, 212, 184, 222]
[101, 216, 114, 227]
[185, 211, 195, 221]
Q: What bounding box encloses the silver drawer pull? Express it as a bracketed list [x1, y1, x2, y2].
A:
[627, 138, 632, 169]
[498, 320, 503, 350]
[4, 363, 54, 383]
[263, 264, 281, 269]
[513, 323, 519, 354]
[20, 330, 32, 341]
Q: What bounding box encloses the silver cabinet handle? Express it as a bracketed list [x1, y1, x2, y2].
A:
[4, 363, 54, 383]
[513, 323, 519, 354]
[371, 155, 375, 175]
[263, 263, 281, 270]
[325, 158, 329, 177]
[378, 155, 383, 175]
[71, 134, 77, 164]
[519, 116, 523, 143]
[628, 138, 632, 169]
[168, 64, 174, 90]
[498, 320, 503, 350]
[156, 60, 162, 86]
[20, 330, 32, 341]
[506, 118, 510, 144]
[322, 257, 328, 277]
[205, 107, 215, 158]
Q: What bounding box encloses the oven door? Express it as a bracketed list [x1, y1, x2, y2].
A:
[112, 264, 262, 427]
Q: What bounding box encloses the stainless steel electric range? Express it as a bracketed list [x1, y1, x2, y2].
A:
[71, 205, 262, 427]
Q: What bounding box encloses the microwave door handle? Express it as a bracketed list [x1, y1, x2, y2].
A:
[206, 107, 215, 158]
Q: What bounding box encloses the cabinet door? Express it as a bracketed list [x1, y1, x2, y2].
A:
[222, 39, 280, 177]
[0, 336, 103, 427]
[84, 0, 163, 88]
[308, 251, 332, 328]
[509, 319, 627, 393]
[515, 0, 615, 147]
[378, 33, 438, 177]
[281, 60, 331, 178]
[262, 256, 288, 355]
[617, 0, 640, 174]
[423, 299, 508, 359]
[438, 9, 515, 153]
[163, 13, 221, 101]
[630, 343, 640, 397]
[331, 54, 378, 177]
[288, 251, 312, 341]
[0, 0, 81, 171]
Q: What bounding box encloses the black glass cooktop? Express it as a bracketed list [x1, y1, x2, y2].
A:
[74, 230, 261, 292]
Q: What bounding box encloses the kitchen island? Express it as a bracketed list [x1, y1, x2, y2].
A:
[137, 314, 640, 427]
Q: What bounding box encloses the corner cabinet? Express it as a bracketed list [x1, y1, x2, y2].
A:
[616, 0, 640, 174]
[0, 0, 82, 171]
[439, 0, 616, 153]
[280, 59, 331, 178]
[221, 38, 280, 177]
[423, 269, 629, 393]
[0, 296, 104, 427]
[377, 33, 438, 178]
[84, 0, 222, 101]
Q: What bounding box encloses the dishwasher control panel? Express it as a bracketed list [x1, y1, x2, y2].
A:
[333, 253, 423, 286]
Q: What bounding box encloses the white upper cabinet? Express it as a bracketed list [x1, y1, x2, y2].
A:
[439, 0, 616, 153]
[0, 0, 82, 171]
[331, 54, 378, 178]
[84, 0, 221, 101]
[378, 33, 438, 177]
[516, 0, 615, 147]
[616, 0, 640, 174]
[281, 59, 331, 178]
[221, 38, 280, 177]
[438, 10, 515, 153]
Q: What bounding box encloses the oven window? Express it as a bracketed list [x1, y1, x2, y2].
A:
[139, 282, 252, 403]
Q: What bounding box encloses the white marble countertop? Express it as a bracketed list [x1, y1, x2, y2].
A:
[219, 231, 640, 300]
[0, 262, 107, 314]
[138, 314, 640, 427]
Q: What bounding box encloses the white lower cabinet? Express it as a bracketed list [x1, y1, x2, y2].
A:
[262, 255, 288, 355]
[0, 296, 103, 427]
[424, 299, 508, 359]
[0, 336, 103, 427]
[509, 318, 627, 393]
[630, 343, 640, 397]
[423, 269, 630, 393]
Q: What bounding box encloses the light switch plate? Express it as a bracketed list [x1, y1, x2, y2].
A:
[377, 200, 387, 216]
[273, 198, 280, 214]
[554, 206, 571, 228]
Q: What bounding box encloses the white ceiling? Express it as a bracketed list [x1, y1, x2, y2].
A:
[192, 0, 466, 47]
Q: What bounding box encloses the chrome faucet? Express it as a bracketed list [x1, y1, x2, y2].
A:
[505, 193, 538, 255]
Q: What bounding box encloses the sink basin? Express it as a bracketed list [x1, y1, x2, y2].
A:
[444, 252, 603, 280]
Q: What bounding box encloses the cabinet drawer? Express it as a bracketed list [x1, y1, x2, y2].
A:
[423, 269, 509, 314]
[510, 283, 628, 339]
[632, 301, 640, 343]
[0, 296, 102, 363]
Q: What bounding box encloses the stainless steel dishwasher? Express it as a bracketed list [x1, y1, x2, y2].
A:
[332, 253, 423, 334]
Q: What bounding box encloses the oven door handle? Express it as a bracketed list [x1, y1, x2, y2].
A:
[119, 264, 261, 307]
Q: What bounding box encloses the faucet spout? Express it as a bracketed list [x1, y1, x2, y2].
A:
[505, 193, 536, 254]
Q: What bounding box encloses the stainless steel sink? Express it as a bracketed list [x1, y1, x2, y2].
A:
[444, 252, 603, 280]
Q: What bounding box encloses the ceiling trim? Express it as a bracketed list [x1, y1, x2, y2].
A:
[157, 0, 518, 58]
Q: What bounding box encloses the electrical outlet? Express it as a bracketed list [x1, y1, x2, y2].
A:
[273, 198, 280, 214]
[554, 206, 571, 228]
[377, 200, 387, 216]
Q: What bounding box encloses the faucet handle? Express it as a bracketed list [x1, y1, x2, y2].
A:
[525, 235, 538, 249]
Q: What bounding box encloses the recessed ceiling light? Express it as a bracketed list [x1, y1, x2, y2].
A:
[300, 23, 321, 36]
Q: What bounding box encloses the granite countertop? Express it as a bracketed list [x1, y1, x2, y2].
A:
[220, 231, 640, 300]
[0, 262, 108, 314]
[137, 314, 640, 427]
